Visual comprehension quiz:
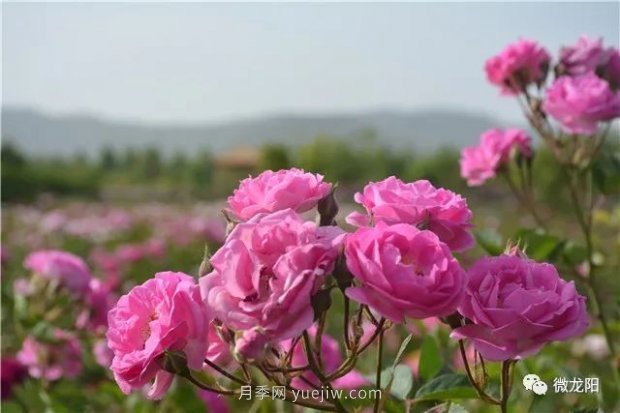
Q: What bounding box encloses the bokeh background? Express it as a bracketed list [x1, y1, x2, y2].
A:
[1, 2, 619, 413]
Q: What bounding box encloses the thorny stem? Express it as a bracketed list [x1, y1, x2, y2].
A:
[458, 341, 500, 405]
[302, 331, 348, 413]
[500, 360, 516, 413]
[204, 358, 247, 385]
[326, 318, 386, 381]
[343, 296, 351, 350]
[373, 327, 384, 413]
[501, 170, 546, 229]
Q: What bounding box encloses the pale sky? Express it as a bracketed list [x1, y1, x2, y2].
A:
[2, 2, 619, 125]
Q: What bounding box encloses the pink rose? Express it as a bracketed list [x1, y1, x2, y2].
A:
[76, 278, 116, 331]
[24, 250, 92, 295]
[93, 340, 114, 369]
[559, 36, 606, 76]
[559, 36, 620, 89]
[460, 128, 532, 186]
[451, 255, 589, 361]
[227, 168, 332, 221]
[346, 177, 474, 252]
[107, 272, 211, 399]
[485, 38, 551, 95]
[198, 390, 230, 413]
[280, 325, 367, 390]
[17, 330, 82, 381]
[200, 209, 343, 342]
[543, 71, 620, 134]
[344, 222, 466, 321]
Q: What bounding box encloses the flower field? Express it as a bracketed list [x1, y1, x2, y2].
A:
[1, 35, 619, 413]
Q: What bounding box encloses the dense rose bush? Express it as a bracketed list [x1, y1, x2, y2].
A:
[460, 128, 532, 186]
[543, 71, 620, 134]
[106, 271, 210, 399]
[346, 177, 474, 251]
[451, 255, 589, 361]
[200, 209, 344, 343]
[485, 38, 550, 94]
[227, 168, 332, 221]
[345, 222, 466, 321]
[17, 330, 82, 381]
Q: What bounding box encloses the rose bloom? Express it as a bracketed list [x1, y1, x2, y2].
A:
[227, 168, 332, 221]
[543, 71, 620, 134]
[280, 325, 367, 390]
[345, 222, 466, 321]
[17, 330, 82, 381]
[559, 36, 607, 75]
[451, 255, 589, 361]
[76, 278, 116, 331]
[485, 38, 551, 95]
[460, 128, 532, 186]
[24, 250, 92, 295]
[559, 36, 620, 89]
[346, 177, 474, 252]
[201, 209, 343, 343]
[107, 272, 211, 399]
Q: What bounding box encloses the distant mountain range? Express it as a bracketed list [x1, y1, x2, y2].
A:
[2, 107, 508, 158]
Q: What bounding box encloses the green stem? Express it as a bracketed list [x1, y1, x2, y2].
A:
[458, 340, 500, 405]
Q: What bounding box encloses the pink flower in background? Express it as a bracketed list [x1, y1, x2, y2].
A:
[0, 247, 9, 266]
[345, 222, 466, 321]
[485, 38, 551, 94]
[559, 36, 607, 75]
[76, 279, 117, 331]
[451, 255, 589, 361]
[1, 357, 26, 400]
[460, 128, 532, 186]
[107, 272, 211, 400]
[198, 390, 230, 413]
[543, 71, 620, 134]
[93, 340, 114, 369]
[559, 36, 620, 88]
[346, 177, 474, 251]
[281, 326, 367, 390]
[17, 330, 82, 381]
[201, 209, 343, 343]
[227, 168, 332, 221]
[24, 250, 92, 295]
[600, 49, 620, 90]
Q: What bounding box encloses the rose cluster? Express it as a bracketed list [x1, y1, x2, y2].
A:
[461, 35, 620, 186]
[97, 168, 590, 401]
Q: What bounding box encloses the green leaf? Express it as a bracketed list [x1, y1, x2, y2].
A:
[414, 373, 477, 402]
[515, 229, 564, 261]
[474, 229, 503, 256]
[592, 150, 620, 195]
[393, 334, 413, 370]
[366, 364, 414, 400]
[419, 336, 442, 381]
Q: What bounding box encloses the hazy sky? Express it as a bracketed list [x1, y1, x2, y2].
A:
[3, 2, 619, 125]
